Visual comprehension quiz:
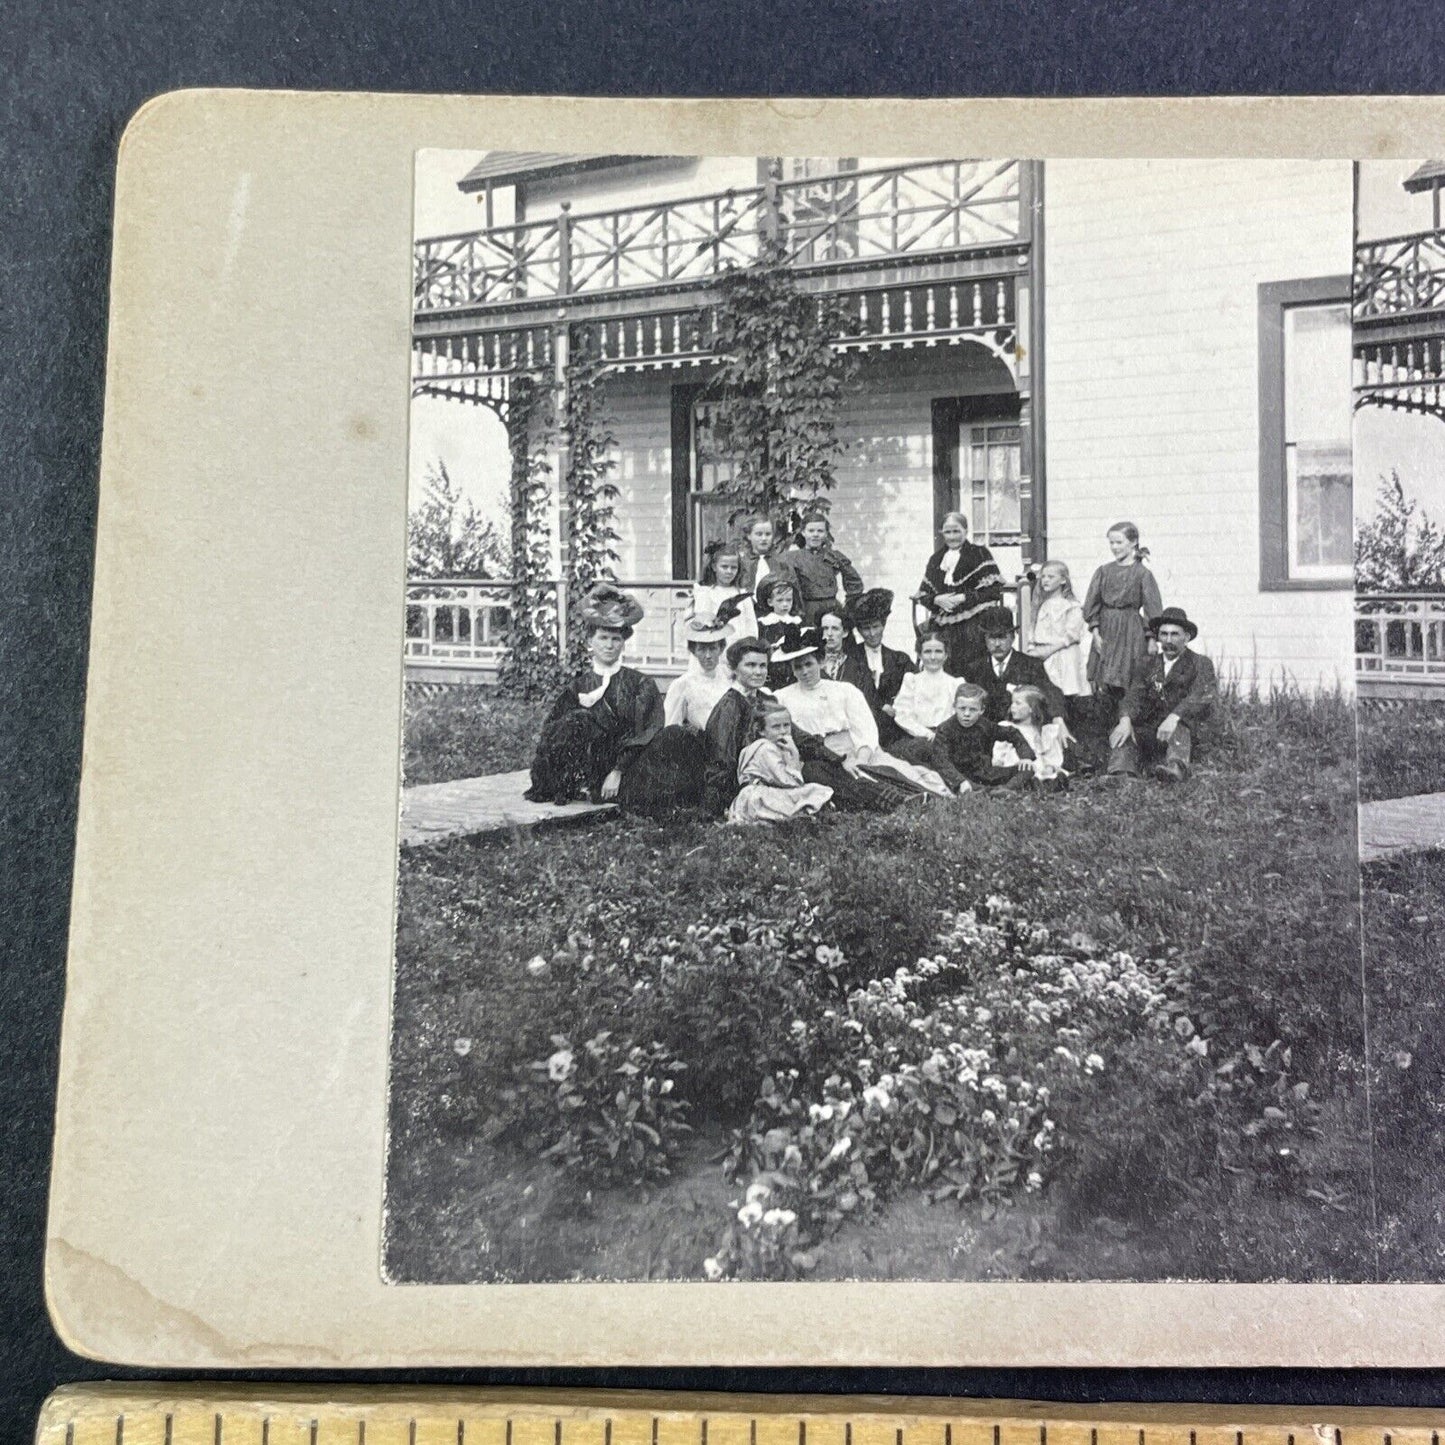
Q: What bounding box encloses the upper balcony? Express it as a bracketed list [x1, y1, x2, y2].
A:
[413, 160, 1030, 335]
[1355, 229, 1445, 420]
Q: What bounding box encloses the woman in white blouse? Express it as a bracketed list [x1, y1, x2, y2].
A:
[884, 631, 960, 773]
[775, 629, 952, 797]
[664, 614, 732, 730]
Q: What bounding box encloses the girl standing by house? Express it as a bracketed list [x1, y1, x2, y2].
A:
[693, 542, 755, 643]
[1025, 559, 1091, 736]
[786, 508, 865, 626]
[1082, 521, 1162, 723]
[735, 513, 795, 595]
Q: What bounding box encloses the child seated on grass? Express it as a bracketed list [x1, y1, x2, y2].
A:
[994, 684, 1073, 788]
[928, 682, 1036, 793]
[726, 702, 835, 824]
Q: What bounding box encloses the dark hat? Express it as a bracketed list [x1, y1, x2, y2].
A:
[580, 582, 644, 632]
[1147, 606, 1199, 641]
[846, 587, 894, 628]
[772, 625, 825, 664]
[977, 605, 1017, 637]
[754, 569, 797, 612]
[682, 612, 730, 645]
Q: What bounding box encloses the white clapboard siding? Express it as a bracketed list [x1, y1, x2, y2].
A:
[1044, 159, 1354, 691]
[604, 373, 675, 580]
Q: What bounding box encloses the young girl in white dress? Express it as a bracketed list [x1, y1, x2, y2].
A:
[993, 684, 1072, 787]
[1026, 559, 1090, 734]
[693, 543, 756, 645]
[727, 703, 835, 824]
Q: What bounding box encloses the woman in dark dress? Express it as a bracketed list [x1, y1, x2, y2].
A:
[754, 572, 805, 691]
[912, 510, 1006, 678]
[525, 584, 667, 807]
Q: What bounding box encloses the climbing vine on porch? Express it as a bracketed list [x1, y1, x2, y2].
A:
[702, 239, 860, 531]
[496, 375, 562, 699]
[562, 331, 621, 671]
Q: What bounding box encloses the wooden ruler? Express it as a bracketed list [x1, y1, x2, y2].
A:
[33, 1388, 1445, 1445]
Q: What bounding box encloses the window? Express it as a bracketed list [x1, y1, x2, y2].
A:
[932, 393, 1030, 579]
[670, 384, 738, 579]
[1259, 278, 1353, 589]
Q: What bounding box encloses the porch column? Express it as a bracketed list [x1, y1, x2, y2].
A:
[553, 312, 571, 653]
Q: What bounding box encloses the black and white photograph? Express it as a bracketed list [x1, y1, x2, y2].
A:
[382, 150, 1392, 1285]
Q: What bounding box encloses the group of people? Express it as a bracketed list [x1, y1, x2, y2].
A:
[524, 510, 1218, 824]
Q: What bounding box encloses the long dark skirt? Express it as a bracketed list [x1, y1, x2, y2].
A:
[800, 760, 910, 813]
[525, 707, 625, 803]
[936, 619, 987, 679]
[616, 726, 706, 817]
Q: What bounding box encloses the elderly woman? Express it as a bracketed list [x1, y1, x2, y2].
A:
[525, 584, 664, 807]
[775, 629, 952, 798]
[913, 510, 1006, 677]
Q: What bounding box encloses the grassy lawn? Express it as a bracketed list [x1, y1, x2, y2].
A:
[1361, 847, 1445, 1280]
[1357, 699, 1445, 802]
[403, 689, 547, 785]
[385, 687, 1387, 1283]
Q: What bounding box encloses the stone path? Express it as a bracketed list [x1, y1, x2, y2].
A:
[400, 769, 613, 848]
[1359, 791, 1445, 864]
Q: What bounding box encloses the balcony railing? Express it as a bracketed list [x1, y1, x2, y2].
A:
[1355, 591, 1445, 685]
[1354, 231, 1445, 322]
[414, 161, 1025, 314]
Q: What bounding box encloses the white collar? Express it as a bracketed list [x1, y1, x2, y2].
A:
[578, 658, 623, 707]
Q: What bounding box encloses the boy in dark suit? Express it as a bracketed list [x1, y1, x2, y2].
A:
[1107, 607, 1217, 782]
[929, 682, 1035, 792]
[840, 588, 916, 748]
[968, 606, 1066, 723]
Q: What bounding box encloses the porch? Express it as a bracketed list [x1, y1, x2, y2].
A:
[1355, 591, 1445, 698]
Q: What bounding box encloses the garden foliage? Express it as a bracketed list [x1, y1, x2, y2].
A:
[1355, 471, 1445, 590]
[407, 459, 507, 579]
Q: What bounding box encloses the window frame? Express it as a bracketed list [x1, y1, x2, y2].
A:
[1258, 275, 1353, 592]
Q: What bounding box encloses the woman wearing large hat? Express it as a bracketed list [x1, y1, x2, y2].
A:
[525, 584, 667, 808]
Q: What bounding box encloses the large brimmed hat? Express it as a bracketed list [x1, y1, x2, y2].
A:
[772, 625, 826, 664]
[682, 612, 730, 645]
[1147, 606, 1199, 640]
[846, 587, 894, 629]
[579, 582, 644, 632]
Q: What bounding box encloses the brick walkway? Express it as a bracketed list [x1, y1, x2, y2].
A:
[1359, 791, 1445, 864]
[400, 770, 614, 848]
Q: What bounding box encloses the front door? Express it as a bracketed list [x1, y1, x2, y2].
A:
[932, 394, 1030, 584]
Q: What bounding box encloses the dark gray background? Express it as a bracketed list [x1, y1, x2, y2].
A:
[5, 2, 1445, 1441]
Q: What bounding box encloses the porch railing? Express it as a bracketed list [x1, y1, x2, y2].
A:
[414, 160, 1024, 313]
[405, 578, 697, 674]
[1354, 230, 1445, 321]
[1355, 590, 1445, 685]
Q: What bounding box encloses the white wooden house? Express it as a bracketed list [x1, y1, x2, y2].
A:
[408, 155, 1355, 691]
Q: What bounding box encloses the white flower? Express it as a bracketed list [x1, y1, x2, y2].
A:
[790, 1020, 808, 1037]
[1084, 1052, 1105, 1073]
[745, 1181, 773, 1205]
[525, 955, 550, 978]
[827, 1137, 852, 1162]
[453, 1037, 473, 1057]
[737, 1201, 764, 1227]
[703, 1257, 724, 1281]
[762, 1208, 797, 1228]
[619, 936, 631, 952]
[862, 1085, 892, 1110]
[660, 1078, 675, 1093]
[546, 1048, 574, 1082]
[1026, 1171, 1043, 1191]
[808, 1103, 834, 1123]
[980, 1109, 997, 1126]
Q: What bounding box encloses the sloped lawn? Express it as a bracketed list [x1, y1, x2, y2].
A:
[385, 688, 1387, 1283]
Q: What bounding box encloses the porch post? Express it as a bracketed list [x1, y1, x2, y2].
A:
[554, 312, 571, 654]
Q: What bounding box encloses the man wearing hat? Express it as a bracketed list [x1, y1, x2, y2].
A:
[840, 587, 916, 748]
[968, 606, 1066, 725]
[1107, 606, 1216, 783]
